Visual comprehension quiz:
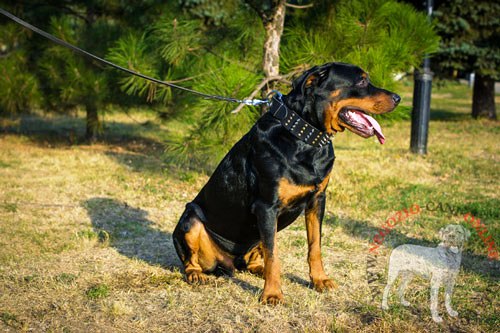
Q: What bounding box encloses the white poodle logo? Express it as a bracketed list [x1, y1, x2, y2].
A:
[381, 224, 470, 323]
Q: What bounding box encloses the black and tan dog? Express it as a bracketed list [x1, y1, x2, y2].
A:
[173, 62, 400, 304]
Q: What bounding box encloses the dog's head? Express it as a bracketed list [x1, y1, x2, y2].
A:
[438, 224, 471, 253]
[287, 62, 400, 144]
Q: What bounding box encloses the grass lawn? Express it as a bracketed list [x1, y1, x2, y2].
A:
[0, 81, 498, 332]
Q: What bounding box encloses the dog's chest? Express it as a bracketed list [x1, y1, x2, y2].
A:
[277, 174, 329, 207]
[277, 145, 334, 204]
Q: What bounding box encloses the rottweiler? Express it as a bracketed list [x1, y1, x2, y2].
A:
[173, 62, 400, 304]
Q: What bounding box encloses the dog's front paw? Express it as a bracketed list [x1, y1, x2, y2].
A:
[312, 278, 337, 292]
[260, 291, 285, 305]
[447, 309, 458, 317]
[381, 303, 389, 311]
[401, 299, 411, 307]
[186, 271, 209, 284]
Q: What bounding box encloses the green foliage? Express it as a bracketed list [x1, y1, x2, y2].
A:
[0, 24, 41, 113]
[36, 12, 112, 138]
[1, 202, 18, 213]
[153, 19, 204, 66]
[55, 273, 78, 284]
[108, 2, 265, 168]
[433, 0, 500, 79]
[282, 0, 439, 90]
[165, 61, 261, 170]
[107, 33, 167, 103]
[181, 0, 239, 26]
[86, 283, 110, 299]
[41, 16, 107, 106]
[108, 0, 437, 167]
[0, 1, 128, 138]
[0, 311, 20, 328]
[0, 51, 41, 113]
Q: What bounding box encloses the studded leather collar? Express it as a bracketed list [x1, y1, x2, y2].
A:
[269, 94, 332, 148]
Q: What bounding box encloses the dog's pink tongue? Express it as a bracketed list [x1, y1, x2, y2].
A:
[362, 113, 385, 144]
[350, 111, 385, 144]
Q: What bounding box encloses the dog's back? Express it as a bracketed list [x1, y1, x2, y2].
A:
[388, 244, 462, 279]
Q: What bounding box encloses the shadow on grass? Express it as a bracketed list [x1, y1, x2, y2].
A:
[430, 109, 470, 121]
[227, 277, 261, 294]
[83, 197, 181, 270]
[285, 273, 311, 289]
[325, 215, 436, 247]
[83, 197, 269, 295]
[0, 113, 165, 152]
[0, 113, 215, 174]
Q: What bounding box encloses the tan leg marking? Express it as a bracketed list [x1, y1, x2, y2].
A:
[260, 235, 284, 305]
[184, 220, 234, 284]
[305, 174, 337, 292]
[243, 243, 264, 276]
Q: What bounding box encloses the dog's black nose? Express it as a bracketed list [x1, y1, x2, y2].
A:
[392, 94, 401, 105]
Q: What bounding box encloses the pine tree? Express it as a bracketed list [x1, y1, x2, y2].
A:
[0, 1, 158, 140]
[40, 14, 108, 141]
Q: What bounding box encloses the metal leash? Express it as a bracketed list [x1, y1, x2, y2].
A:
[0, 7, 270, 106]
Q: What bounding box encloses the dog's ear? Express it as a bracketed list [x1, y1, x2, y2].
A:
[291, 64, 332, 96]
[438, 227, 446, 240]
[464, 227, 471, 240]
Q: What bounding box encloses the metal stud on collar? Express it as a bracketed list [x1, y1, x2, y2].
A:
[269, 93, 331, 148]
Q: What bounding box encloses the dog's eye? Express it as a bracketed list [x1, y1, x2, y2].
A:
[356, 78, 368, 88]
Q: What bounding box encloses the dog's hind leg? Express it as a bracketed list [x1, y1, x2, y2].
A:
[236, 243, 264, 276]
[382, 267, 399, 310]
[398, 271, 414, 306]
[173, 204, 233, 284]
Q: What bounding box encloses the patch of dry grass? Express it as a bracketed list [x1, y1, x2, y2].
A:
[0, 81, 498, 332]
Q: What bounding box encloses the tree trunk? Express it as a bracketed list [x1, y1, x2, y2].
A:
[261, 1, 286, 113]
[246, 0, 286, 113]
[262, 0, 286, 79]
[84, 6, 100, 143]
[472, 74, 497, 120]
[85, 101, 99, 142]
